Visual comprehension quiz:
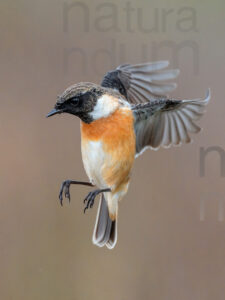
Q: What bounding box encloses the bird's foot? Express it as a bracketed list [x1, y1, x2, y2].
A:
[83, 190, 99, 213]
[58, 179, 94, 206]
[59, 180, 72, 206]
[83, 188, 111, 213]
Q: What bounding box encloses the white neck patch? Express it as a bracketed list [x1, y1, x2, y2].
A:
[89, 94, 119, 120]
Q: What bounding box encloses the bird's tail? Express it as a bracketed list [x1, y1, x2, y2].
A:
[92, 193, 117, 249]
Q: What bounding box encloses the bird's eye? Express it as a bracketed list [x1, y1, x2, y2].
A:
[69, 96, 79, 107]
[71, 96, 79, 102]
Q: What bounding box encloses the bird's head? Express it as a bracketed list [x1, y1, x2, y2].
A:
[46, 82, 105, 123]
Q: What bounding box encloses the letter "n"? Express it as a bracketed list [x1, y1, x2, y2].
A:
[200, 146, 225, 177]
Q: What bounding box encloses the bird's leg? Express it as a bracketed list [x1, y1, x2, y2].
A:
[59, 180, 94, 206]
[83, 188, 111, 213]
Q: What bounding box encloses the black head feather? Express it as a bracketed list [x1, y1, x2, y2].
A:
[47, 82, 104, 123]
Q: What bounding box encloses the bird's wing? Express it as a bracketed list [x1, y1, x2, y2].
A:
[132, 89, 211, 156]
[101, 61, 179, 104]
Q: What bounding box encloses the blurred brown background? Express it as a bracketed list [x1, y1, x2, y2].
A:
[0, 0, 225, 299]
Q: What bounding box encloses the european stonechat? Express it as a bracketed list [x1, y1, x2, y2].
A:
[47, 61, 210, 249]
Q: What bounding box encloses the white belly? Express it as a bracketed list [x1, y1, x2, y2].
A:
[81, 140, 109, 188]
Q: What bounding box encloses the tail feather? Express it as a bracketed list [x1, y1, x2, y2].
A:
[92, 194, 117, 249]
[106, 220, 117, 249]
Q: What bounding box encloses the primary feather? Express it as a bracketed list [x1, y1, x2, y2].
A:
[101, 61, 179, 104]
[132, 89, 211, 155]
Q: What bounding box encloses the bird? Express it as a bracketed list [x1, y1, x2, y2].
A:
[47, 61, 210, 249]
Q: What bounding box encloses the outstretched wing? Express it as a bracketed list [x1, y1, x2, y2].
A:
[101, 61, 179, 104]
[132, 89, 211, 156]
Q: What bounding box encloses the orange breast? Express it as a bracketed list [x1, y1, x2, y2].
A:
[81, 107, 136, 190]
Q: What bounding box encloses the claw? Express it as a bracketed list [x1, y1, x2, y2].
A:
[65, 187, 70, 202]
[59, 194, 63, 206]
[83, 190, 99, 213]
[58, 180, 71, 206]
[83, 194, 89, 204]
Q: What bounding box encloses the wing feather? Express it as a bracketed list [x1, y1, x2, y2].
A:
[101, 61, 179, 104]
[133, 89, 210, 156]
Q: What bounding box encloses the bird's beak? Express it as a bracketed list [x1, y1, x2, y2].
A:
[46, 108, 61, 118]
